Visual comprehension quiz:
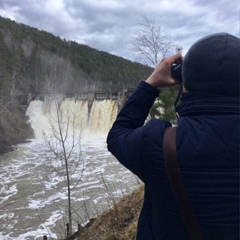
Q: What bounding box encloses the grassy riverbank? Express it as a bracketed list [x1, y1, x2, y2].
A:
[77, 185, 144, 240]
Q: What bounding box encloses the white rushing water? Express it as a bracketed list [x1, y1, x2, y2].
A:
[0, 98, 139, 239]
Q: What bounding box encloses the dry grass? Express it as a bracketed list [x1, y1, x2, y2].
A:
[77, 185, 144, 240]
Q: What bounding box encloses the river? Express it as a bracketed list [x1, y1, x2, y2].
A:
[0, 98, 139, 239]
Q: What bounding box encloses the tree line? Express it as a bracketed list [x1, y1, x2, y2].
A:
[0, 15, 154, 152]
[0, 15, 153, 99]
[0, 15, 179, 153]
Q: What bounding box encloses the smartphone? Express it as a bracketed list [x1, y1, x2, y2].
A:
[171, 63, 182, 82]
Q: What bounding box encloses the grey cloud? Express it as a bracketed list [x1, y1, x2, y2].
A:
[0, 0, 238, 62]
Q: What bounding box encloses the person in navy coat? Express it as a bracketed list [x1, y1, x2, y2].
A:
[107, 33, 239, 240]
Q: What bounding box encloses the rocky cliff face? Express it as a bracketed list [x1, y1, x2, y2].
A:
[0, 103, 34, 154]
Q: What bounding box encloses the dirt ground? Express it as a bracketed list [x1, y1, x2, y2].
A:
[77, 185, 144, 240]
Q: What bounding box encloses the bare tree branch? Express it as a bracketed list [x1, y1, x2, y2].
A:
[43, 98, 84, 235]
[131, 16, 176, 67]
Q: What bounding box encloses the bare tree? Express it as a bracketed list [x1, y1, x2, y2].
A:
[131, 16, 176, 67]
[37, 50, 74, 93]
[131, 17, 183, 122]
[43, 98, 84, 236]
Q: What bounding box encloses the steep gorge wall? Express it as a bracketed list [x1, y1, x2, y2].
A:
[0, 16, 153, 153]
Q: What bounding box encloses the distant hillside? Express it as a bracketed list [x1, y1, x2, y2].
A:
[0, 15, 153, 98]
[0, 16, 178, 154]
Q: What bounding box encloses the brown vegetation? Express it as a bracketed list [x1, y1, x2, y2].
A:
[0, 101, 34, 154]
[77, 185, 144, 240]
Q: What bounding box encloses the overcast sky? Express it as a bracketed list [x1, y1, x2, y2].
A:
[0, 0, 239, 64]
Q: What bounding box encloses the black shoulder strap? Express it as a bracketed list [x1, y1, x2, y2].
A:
[163, 127, 204, 240]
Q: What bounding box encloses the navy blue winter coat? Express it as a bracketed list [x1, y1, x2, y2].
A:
[107, 81, 239, 240]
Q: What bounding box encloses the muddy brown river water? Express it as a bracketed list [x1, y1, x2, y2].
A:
[0, 98, 139, 239]
[0, 137, 139, 239]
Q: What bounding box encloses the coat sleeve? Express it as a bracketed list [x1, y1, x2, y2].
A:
[106, 81, 160, 180]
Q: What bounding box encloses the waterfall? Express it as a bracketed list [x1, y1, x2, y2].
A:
[26, 97, 118, 139]
[89, 100, 118, 133]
